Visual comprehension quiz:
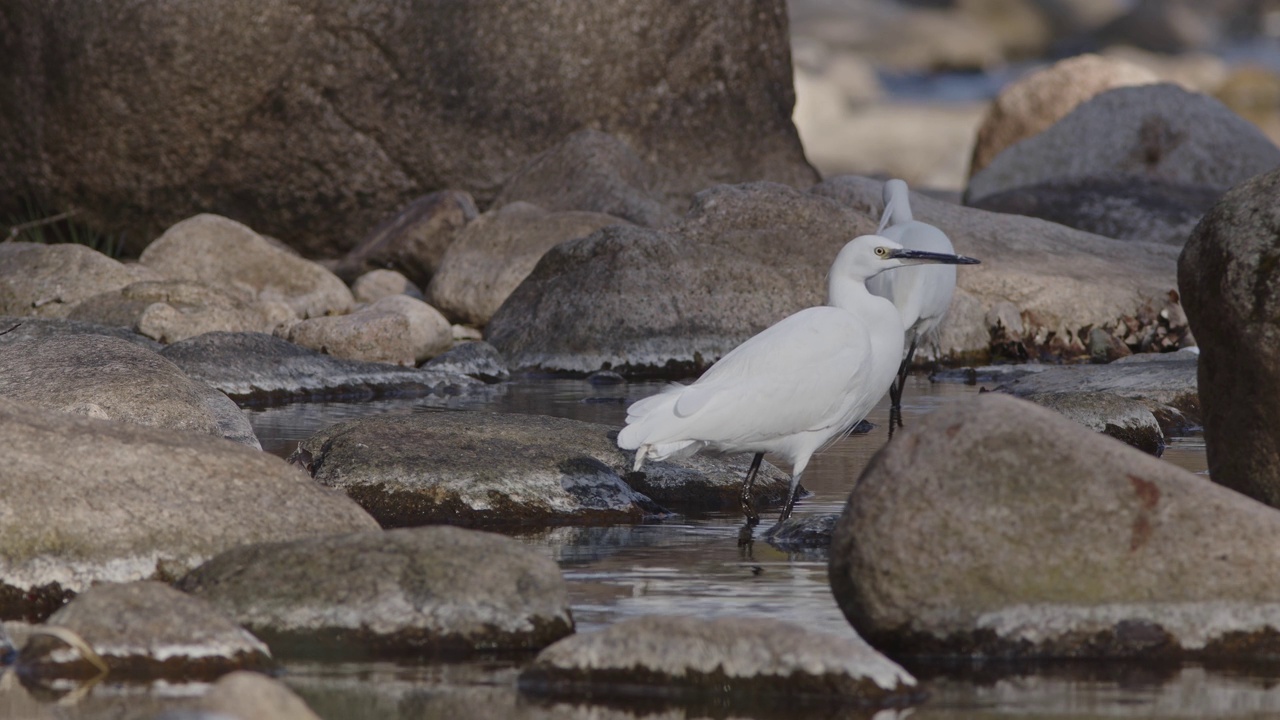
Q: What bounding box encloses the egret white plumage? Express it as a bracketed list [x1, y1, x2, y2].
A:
[865, 179, 960, 429]
[616, 234, 979, 524]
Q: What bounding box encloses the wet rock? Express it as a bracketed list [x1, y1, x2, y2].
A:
[290, 410, 790, 526]
[966, 84, 1280, 204]
[969, 53, 1158, 177]
[1, 2, 813, 255]
[1019, 391, 1165, 454]
[335, 191, 478, 287]
[814, 176, 1186, 365]
[422, 341, 510, 383]
[0, 242, 157, 319]
[0, 397, 378, 620]
[428, 203, 628, 326]
[968, 176, 1219, 246]
[16, 582, 270, 680]
[198, 671, 322, 720]
[829, 393, 1280, 660]
[1180, 167, 1280, 508]
[351, 269, 425, 304]
[139, 214, 353, 319]
[159, 332, 479, 403]
[996, 350, 1198, 433]
[622, 451, 793, 513]
[0, 334, 257, 445]
[179, 526, 574, 657]
[491, 130, 679, 228]
[364, 294, 453, 363]
[487, 182, 875, 375]
[277, 309, 414, 366]
[519, 615, 919, 708]
[763, 514, 838, 550]
[930, 363, 1050, 385]
[0, 315, 161, 351]
[67, 279, 295, 343]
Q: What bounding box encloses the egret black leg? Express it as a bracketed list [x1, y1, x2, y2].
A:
[889, 337, 919, 430]
[776, 472, 804, 524]
[739, 452, 765, 526]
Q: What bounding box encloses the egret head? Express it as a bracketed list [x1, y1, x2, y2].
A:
[834, 234, 980, 282]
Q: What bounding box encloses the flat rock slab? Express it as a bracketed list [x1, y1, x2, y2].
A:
[0, 333, 258, 447]
[1019, 390, 1165, 454]
[519, 615, 919, 710]
[995, 351, 1199, 432]
[0, 315, 161, 351]
[16, 581, 270, 680]
[178, 526, 574, 657]
[422, 341, 510, 383]
[0, 398, 378, 621]
[290, 410, 792, 527]
[159, 332, 481, 404]
[829, 393, 1280, 660]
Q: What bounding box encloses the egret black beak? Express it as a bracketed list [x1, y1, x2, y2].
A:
[890, 248, 980, 265]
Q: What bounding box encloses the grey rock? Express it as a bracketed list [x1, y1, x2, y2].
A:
[179, 526, 573, 656]
[422, 341, 510, 383]
[0, 334, 256, 445]
[486, 182, 875, 374]
[335, 191, 478, 288]
[278, 308, 415, 366]
[1019, 390, 1165, 454]
[830, 393, 1280, 660]
[969, 176, 1221, 246]
[289, 410, 791, 526]
[427, 202, 628, 326]
[350, 269, 425, 304]
[814, 175, 1187, 364]
[1180, 167, 1280, 508]
[0, 315, 161, 351]
[0, 1, 814, 256]
[0, 397, 378, 620]
[966, 84, 1280, 204]
[198, 671, 322, 720]
[519, 615, 919, 707]
[160, 332, 479, 404]
[996, 352, 1199, 433]
[67, 279, 295, 343]
[763, 514, 838, 551]
[0, 242, 158, 319]
[16, 581, 270, 680]
[492, 129, 680, 227]
[139, 214, 354, 319]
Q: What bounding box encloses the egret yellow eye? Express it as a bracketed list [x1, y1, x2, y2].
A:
[874, 246, 889, 258]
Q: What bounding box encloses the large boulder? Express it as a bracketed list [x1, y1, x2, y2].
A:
[1, 1, 815, 256]
[140, 214, 353, 319]
[966, 84, 1280, 204]
[1179, 168, 1280, 507]
[0, 398, 378, 620]
[179, 526, 574, 656]
[969, 53, 1159, 176]
[427, 202, 627, 326]
[829, 393, 1280, 659]
[486, 182, 875, 374]
[0, 242, 157, 319]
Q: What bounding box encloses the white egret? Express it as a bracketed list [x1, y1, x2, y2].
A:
[617, 234, 979, 525]
[865, 179, 960, 430]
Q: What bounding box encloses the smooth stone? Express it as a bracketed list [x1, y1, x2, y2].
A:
[518, 615, 919, 708]
[139, 214, 354, 319]
[276, 309, 415, 366]
[16, 581, 270, 680]
[968, 53, 1158, 176]
[350, 269, 425, 304]
[814, 176, 1186, 365]
[1019, 390, 1165, 454]
[428, 202, 628, 326]
[335, 191, 478, 288]
[0, 334, 257, 446]
[0, 242, 157, 319]
[159, 332, 480, 404]
[198, 671, 322, 720]
[421, 340, 510, 383]
[829, 393, 1280, 660]
[67, 279, 295, 343]
[968, 176, 1220, 246]
[995, 352, 1199, 433]
[486, 182, 875, 375]
[0, 315, 161, 351]
[288, 410, 791, 526]
[491, 129, 679, 228]
[364, 294, 453, 363]
[0, 398, 378, 620]
[1180, 167, 1280, 507]
[966, 84, 1280, 204]
[179, 526, 574, 657]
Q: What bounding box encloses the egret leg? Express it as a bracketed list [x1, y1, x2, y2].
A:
[889, 337, 919, 431]
[739, 452, 765, 526]
[777, 471, 805, 524]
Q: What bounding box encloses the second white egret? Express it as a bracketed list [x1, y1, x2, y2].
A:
[617, 234, 979, 525]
